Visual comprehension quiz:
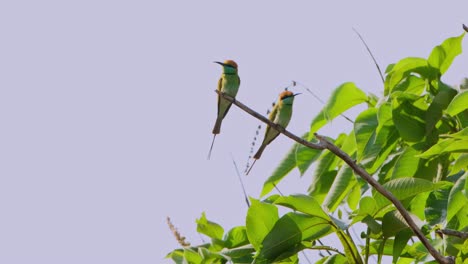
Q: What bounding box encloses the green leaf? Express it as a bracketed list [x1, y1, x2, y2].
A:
[392, 75, 426, 95]
[221, 244, 255, 259]
[382, 210, 422, 238]
[447, 172, 468, 223]
[335, 228, 364, 264]
[391, 147, 420, 179]
[223, 226, 249, 248]
[308, 82, 367, 139]
[246, 199, 279, 251]
[167, 249, 184, 264]
[261, 143, 299, 197]
[409, 192, 431, 220]
[366, 239, 395, 256]
[354, 107, 399, 173]
[428, 33, 465, 75]
[257, 213, 302, 261]
[295, 142, 322, 175]
[393, 229, 413, 264]
[308, 135, 345, 203]
[425, 184, 452, 226]
[425, 83, 457, 135]
[373, 178, 435, 208]
[362, 215, 382, 236]
[317, 254, 348, 264]
[354, 108, 379, 161]
[418, 138, 468, 158]
[347, 182, 361, 210]
[357, 196, 378, 217]
[184, 248, 203, 264]
[258, 212, 332, 262]
[196, 212, 224, 240]
[323, 165, 357, 212]
[446, 90, 468, 116]
[274, 194, 330, 220]
[392, 94, 427, 142]
[384, 57, 431, 95]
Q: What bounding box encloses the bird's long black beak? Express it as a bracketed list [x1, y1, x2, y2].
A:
[214, 61, 225, 66]
[293, 93, 302, 97]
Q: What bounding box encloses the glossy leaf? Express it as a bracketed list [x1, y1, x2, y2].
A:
[261, 143, 299, 197]
[323, 165, 357, 212]
[223, 226, 249, 248]
[391, 147, 420, 179]
[258, 212, 331, 262]
[246, 199, 279, 251]
[428, 33, 465, 75]
[392, 94, 427, 142]
[425, 83, 457, 135]
[196, 212, 224, 240]
[447, 90, 468, 116]
[373, 178, 435, 208]
[384, 57, 431, 95]
[274, 194, 330, 220]
[295, 142, 322, 175]
[308, 82, 367, 139]
[446, 172, 468, 223]
[393, 229, 413, 264]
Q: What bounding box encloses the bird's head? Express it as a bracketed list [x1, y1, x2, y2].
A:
[214, 60, 238, 74]
[279, 90, 300, 105]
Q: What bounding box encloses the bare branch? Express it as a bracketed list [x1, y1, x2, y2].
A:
[216, 90, 454, 264]
[215, 91, 324, 151]
[437, 229, 468, 240]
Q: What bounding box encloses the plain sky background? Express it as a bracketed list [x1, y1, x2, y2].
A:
[1, 1, 467, 263]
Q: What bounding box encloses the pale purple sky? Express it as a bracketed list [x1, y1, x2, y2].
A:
[0, 1, 467, 263]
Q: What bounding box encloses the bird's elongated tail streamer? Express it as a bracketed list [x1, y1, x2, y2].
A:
[245, 159, 257, 176]
[207, 135, 216, 160]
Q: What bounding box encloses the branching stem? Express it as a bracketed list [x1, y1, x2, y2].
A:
[216, 90, 454, 264]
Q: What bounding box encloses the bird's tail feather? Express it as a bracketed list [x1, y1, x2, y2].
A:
[212, 118, 222, 134]
[253, 144, 267, 160]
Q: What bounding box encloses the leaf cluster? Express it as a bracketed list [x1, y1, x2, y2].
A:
[167, 32, 468, 264]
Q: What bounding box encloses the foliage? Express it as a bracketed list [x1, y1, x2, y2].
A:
[167, 32, 467, 263]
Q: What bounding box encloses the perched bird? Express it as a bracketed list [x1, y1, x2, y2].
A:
[208, 60, 241, 159]
[246, 90, 300, 174]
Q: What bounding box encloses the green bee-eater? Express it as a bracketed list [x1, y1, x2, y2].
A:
[246, 90, 300, 174]
[208, 60, 241, 159]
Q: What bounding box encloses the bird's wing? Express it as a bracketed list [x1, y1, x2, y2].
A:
[216, 77, 223, 115]
[268, 101, 279, 123]
[261, 102, 279, 144]
[217, 77, 223, 92]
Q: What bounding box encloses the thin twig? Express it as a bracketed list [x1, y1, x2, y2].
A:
[308, 245, 345, 256]
[273, 183, 284, 196]
[352, 28, 385, 84]
[230, 153, 250, 208]
[437, 229, 468, 240]
[316, 239, 333, 256]
[215, 91, 324, 151]
[216, 90, 454, 264]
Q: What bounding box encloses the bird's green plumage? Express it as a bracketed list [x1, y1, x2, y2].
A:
[213, 65, 240, 134]
[254, 94, 295, 159]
